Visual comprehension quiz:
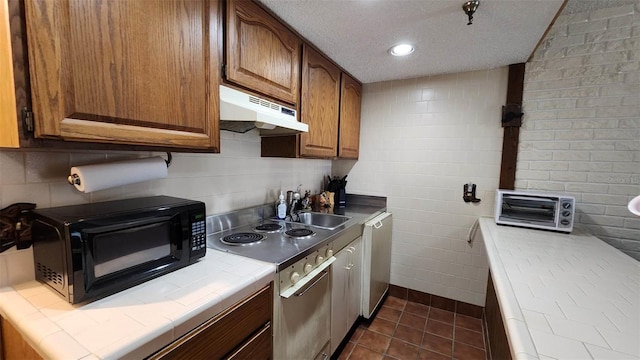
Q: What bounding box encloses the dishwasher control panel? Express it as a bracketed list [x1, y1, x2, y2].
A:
[279, 243, 334, 294]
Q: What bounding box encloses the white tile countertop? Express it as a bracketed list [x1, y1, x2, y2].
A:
[0, 250, 276, 360]
[479, 217, 640, 360]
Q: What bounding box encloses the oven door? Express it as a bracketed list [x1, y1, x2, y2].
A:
[499, 194, 559, 227]
[275, 270, 331, 360]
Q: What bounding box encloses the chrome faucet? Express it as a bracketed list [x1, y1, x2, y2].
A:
[287, 189, 303, 221]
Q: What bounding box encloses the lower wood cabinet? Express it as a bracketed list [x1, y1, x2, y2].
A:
[0, 316, 43, 360]
[484, 272, 512, 360]
[150, 283, 273, 359]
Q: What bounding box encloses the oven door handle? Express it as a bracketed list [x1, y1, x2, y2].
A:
[294, 270, 328, 297]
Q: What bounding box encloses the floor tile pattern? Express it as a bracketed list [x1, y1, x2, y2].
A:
[337, 296, 487, 360]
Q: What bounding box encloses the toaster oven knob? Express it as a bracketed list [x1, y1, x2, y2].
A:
[560, 219, 571, 226]
[290, 271, 300, 284]
[562, 202, 572, 209]
[326, 249, 333, 258]
[562, 210, 571, 217]
[303, 263, 313, 274]
[315, 255, 324, 265]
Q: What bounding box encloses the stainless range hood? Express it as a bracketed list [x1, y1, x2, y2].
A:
[219, 85, 308, 136]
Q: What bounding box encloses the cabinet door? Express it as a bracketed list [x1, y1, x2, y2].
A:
[1, 317, 43, 359]
[300, 45, 340, 158]
[330, 247, 350, 355]
[151, 285, 272, 359]
[25, 0, 220, 150]
[226, 0, 300, 105]
[338, 74, 362, 159]
[0, 0, 18, 148]
[348, 237, 362, 326]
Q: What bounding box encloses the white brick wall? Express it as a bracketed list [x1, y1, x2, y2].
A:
[333, 68, 508, 306]
[520, 3, 640, 259]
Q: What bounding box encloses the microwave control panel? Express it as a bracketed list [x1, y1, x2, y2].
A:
[191, 219, 206, 252]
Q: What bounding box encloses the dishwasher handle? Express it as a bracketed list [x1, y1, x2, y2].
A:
[294, 271, 328, 297]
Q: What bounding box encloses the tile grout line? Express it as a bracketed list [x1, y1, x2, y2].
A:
[344, 297, 488, 360]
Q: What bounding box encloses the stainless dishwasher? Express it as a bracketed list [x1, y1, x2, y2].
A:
[362, 212, 392, 318]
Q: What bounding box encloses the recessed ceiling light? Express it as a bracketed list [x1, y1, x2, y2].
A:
[388, 43, 415, 57]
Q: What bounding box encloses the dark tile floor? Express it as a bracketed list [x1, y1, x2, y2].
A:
[336, 296, 487, 360]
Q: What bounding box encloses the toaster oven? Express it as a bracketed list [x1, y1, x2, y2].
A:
[495, 190, 575, 233]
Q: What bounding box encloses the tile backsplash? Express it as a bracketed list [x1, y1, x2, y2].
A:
[0, 131, 330, 212]
[0, 130, 331, 287]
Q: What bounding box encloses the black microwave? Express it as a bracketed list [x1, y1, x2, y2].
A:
[31, 196, 206, 304]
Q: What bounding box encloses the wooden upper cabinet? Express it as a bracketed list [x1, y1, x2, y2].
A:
[300, 45, 340, 158]
[338, 74, 362, 159]
[226, 0, 301, 105]
[0, 0, 18, 148]
[24, 0, 221, 150]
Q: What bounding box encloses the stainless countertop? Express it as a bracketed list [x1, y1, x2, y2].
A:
[206, 195, 386, 271]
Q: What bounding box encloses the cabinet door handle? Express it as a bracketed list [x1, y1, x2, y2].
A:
[346, 248, 354, 269]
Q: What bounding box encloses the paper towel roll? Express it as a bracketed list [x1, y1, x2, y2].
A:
[69, 157, 168, 193]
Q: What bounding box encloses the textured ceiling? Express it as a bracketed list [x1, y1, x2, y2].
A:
[257, 0, 567, 83]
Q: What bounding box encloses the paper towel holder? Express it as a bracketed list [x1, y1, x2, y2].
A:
[67, 152, 172, 186]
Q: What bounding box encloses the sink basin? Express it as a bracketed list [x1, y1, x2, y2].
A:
[286, 212, 351, 230]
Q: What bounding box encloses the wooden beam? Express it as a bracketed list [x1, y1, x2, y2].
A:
[498, 63, 525, 190]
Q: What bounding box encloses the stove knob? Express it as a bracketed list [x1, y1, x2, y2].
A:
[326, 249, 333, 258]
[290, 272, 300, 284]
[316, 255, 324, 265]
[304, 263, 313, 274]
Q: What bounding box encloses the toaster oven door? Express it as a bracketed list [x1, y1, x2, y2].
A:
[499, 195, 558, 226]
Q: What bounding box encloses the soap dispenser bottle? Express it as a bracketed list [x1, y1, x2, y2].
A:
[276, 191, 287, 219]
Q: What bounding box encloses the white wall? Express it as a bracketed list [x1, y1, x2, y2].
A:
[518, 3, 640, 259]
[0, 130, 331, 287]
[334, 68, 509, 306]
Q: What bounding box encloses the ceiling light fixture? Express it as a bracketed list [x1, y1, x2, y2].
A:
[462, 0, 480, 25]
[388, 44, 415, 57]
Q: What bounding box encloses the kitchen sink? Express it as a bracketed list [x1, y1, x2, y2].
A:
[285, 212, 351, 230]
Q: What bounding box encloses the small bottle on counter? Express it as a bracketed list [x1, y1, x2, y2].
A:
[276, 191, 287, 219]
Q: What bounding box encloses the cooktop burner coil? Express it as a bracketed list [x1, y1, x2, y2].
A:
[284, 228, 316, 239]
[254, 223, 283, 233]
[220, 232, 265, 246]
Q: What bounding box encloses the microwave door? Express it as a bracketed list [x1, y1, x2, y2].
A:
[81, 216, 179, 288]
[501, 196, 557, 226]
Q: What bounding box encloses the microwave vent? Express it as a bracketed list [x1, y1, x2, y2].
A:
[37, 262, 63, 285]
[249, 96, 260, 105]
